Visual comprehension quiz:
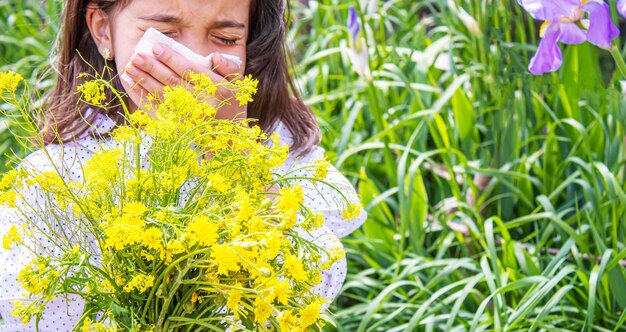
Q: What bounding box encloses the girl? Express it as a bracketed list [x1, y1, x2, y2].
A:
[0, 0, 366, 331]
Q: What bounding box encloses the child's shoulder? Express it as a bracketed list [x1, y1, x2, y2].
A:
[271, 120, 324, 161]
[19, 109, 114, 176]
[20, 143, 70, 175]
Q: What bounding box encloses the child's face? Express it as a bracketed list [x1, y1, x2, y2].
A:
[90, 0, 250, 113]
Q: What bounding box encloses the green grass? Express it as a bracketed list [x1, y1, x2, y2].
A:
[289, 0, 626, 330]
[2, 0, 626, 330]
[0, 0, 60, 172]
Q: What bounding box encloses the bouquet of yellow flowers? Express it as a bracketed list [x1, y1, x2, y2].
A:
[0, 70, 352, 331]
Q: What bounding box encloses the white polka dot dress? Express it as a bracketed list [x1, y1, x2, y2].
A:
[0, 112, 366, 330]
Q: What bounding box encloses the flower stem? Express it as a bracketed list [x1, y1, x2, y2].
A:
[609, 45, 626, 80]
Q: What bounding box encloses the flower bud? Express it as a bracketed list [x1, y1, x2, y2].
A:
[359, 0, 378, 15]
[347, 7, 362, 52]
[346, 7, 372, 81]
[447, 0, 482, 37]
[457, 9, 482, 37]
[259, 267, 271, 277]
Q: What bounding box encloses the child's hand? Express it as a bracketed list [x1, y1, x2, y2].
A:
[124, 43, 246, 120]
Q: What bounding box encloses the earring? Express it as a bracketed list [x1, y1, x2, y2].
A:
[102, 48, 113, 61]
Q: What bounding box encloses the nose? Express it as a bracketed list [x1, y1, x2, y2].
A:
[179, 32, 214, 58]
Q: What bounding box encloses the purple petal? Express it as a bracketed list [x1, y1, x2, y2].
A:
[558, 22, 586, 44]
[583, 1, 620, 48]
[517, 0, 578, 20]
[529, 22, 562, 75]
[618, 0, 626, 19]
[347, 7, 361, 43]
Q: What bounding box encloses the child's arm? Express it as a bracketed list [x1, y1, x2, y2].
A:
[271, 123, 367, 304]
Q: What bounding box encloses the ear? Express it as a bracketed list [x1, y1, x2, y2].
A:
[85, 4, 113, 58]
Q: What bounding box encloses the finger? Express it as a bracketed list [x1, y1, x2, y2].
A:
[125, 78, 155, 110]
[152, 44, 230, 85]
[152, 43, 202, 79]
[124, 65, 165, 98]
[131, 53, 181, 87]
[211, 53, 242, 81]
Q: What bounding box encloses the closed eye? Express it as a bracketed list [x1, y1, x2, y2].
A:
[213, 35, 239, 46]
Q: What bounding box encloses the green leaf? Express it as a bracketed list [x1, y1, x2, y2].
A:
[451, 81, 474, 153]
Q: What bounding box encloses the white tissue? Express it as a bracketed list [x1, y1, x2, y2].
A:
[120, 27, 242, 85]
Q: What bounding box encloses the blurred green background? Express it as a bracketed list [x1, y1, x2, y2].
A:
[2, 0, 626, 330]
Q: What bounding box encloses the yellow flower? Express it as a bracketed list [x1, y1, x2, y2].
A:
[313, 157, 330, 181]
[0, 71, 23, 94]
[123, 201, 148, 216]
[11, 300, 35, 324]
[253, 297, 272, 323]
[277, 183, 304, 214]
[279, 309, 298, 331]
[163, 240, 185, 263]
[111, 126, 140, 143]
[80, 317, 94, 332]
[299, 298, 325, 328]
[207, 173, 230, 193]
[226, 288, 243, 318]
[234, 189, 254, 221]
[284, 253, 308, 283]
[267, 133, 289, 168]
[313, 212, 325, 228]
[238, 253, 268, 283]
[188, 71, 218, 95]
[123, 273, 154, 293]
[159, 165, 187, 190]
[29, 171, 65, 193]
[247, 215, 265, 234]
[342, 202, 363, 220]
[129, 109, 152, 127]
[321, 246, 346, 270]
[234, 75, 259, 106]
[0, 169, 20, 191]
[155, 85, 216, 130]
[77, 80, 107, 105]
[302, 212, 325, 231]
[262, 230, 284, 260]
[17, 258, 57, 296]
[309, 270, 322, 286]
[0, 190, 18, 208]
[84, 149, 123, 192]
[125, 169, 151, 200]
[225, 216, 243, 238]
[282, 211, 298, 230]
[2, 224, 23, 250]
[271, 279, 292, 305]
[187, 215, 218, 247]
[81, 317, 114, 332]
[142, 227, 164, 252]
[211, 243, 241, 275]
[103, 215, 145, 250]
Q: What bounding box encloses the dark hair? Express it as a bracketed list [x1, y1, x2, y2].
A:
[42, 0, 320, 154]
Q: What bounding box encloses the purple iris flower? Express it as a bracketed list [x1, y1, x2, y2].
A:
[346, 6, 372, 80]
[518, 0, 620, 75]
[348, 7, 362, 51]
